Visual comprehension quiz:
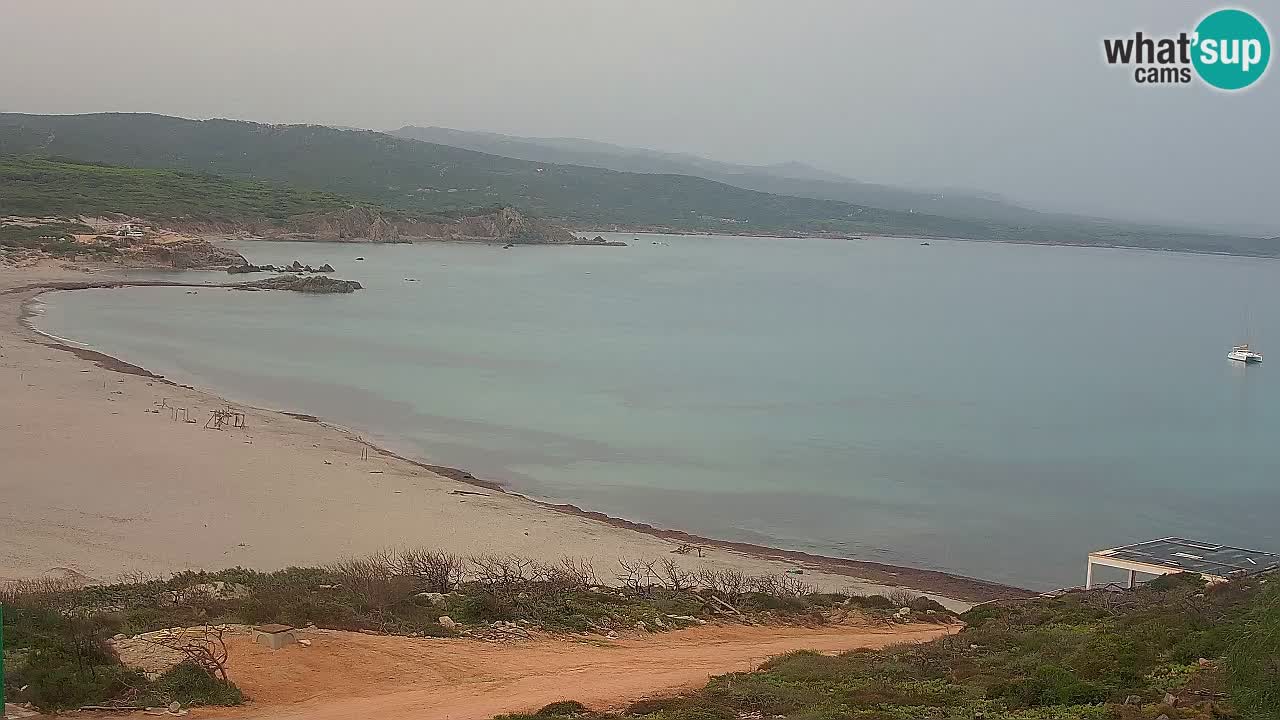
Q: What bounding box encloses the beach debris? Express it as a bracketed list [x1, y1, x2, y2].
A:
[665, 614, 707, 626]
[706, 594, 749, 621]
[205, 408, 245, 430]
[672, 543, 705, 557]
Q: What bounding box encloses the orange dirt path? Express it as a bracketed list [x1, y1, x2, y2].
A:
[195, 622, 956, 720]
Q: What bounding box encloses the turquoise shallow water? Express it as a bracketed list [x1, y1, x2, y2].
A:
[34, 234, 1280, 589]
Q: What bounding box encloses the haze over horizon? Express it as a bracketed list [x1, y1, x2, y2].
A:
[2, 0, 1276, 235]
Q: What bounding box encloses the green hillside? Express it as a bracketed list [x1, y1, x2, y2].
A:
[1, 113, 1273, 255]
[0, 156, 353, 222]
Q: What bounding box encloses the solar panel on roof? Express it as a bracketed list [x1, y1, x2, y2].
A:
[1092, 537, 1280, 578]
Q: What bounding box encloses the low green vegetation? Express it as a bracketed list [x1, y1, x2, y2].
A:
[0, 156, 354, 223]
[499, 573, 1280, 720]
[2, 548, 945, 712]
[0, 219, 117, 258]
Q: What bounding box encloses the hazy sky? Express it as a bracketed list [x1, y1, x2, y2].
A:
[2, 1, 1276, 234]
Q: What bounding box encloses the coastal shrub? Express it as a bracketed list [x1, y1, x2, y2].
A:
[987, 665, 1108, 707]
[3, 608, 145, 711]
[391, 547, 466, 593]
[328, 551, 416, 613]
[534, 700, 589, 716]
[847, 593, 896, 610]
[136, 661, 245, 707]
[1227, 580, 1280, 718]
[454, 589, 518, 623]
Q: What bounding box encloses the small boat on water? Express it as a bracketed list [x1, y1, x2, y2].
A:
[1228, 344, 1263, 363]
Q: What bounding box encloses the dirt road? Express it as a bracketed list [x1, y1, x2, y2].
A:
[196, 622, 955, 720]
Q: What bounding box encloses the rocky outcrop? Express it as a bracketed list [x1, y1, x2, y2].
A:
[236, 275, 362, 293]
[287, 206, 579, 244]
[227, 260, 336, 274]
[127, 237, 248, 269]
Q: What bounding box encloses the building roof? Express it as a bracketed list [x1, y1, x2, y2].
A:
[1091, 537, 1280, 579]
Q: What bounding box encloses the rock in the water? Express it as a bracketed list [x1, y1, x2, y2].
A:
[318, 263, 335, 272]
[235, 276, 362, 294]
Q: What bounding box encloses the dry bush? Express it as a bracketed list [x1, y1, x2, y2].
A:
[697, 567, 748, 603]
[887, 589, 918, 608]
[117, 570, 164, 585]
[617, 558, 659, 593]
[539, 557, 599, 589]
[750, 572, 813, 598]
[389, 547, 464, 593]
[328, 551, 413, 612]
[656, 557, 695, 592]
[0, 576, 84, 608]
[144, 624, 232, 682]
[469, 553, 539, 593]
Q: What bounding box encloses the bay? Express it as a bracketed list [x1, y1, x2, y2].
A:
[34, 233, 1280, 589]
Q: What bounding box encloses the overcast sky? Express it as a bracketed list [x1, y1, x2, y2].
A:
[2, 1, 1276, 234]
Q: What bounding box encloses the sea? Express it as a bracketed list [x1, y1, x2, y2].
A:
[32, 233, 1280, 590]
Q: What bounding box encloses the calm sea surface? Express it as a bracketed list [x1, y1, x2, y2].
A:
[34, 234, 1280, 589]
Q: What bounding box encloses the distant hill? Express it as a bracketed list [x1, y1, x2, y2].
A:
[0, 113, 1273, 256]
[0, 157, 581, 245]
[391, 125, 1050, 224]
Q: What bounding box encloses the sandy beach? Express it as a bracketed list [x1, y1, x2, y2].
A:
[0, 260, 1026, 611]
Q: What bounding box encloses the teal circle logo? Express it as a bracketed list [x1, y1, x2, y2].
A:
[1192, 9, 1270, 90]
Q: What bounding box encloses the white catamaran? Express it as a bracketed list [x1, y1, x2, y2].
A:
[1229, 344, 1263, 364]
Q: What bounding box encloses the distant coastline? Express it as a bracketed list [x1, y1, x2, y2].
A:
[571, 227, 1280, 260]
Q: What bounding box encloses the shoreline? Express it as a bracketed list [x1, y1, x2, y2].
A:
[3, 270, 1032, 604]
